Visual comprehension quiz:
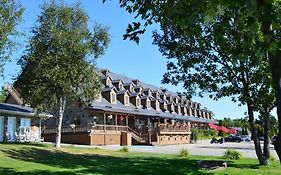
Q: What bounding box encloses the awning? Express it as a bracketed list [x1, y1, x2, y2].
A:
[208, 123, 237, 134]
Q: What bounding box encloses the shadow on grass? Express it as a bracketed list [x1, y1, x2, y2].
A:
[0, 146, 213, 175]
[227, 161, 260, 170]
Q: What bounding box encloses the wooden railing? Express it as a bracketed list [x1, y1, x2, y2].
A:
[159, 124, 191, 133]
[42, 125, 128, 134]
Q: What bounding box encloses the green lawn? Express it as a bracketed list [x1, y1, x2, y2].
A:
[0, 143, 280, 175]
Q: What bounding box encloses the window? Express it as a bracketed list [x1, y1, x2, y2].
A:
[156, 101, 160, 111]
[146, 100, 151, 108]
[106, 78, 111, 86]
[111, 92, 116, 103]
[130, 85, 134, 92]
[136, 98, 141, 107]
[124, 95, 129, 106]
[119, 83, 123, 90]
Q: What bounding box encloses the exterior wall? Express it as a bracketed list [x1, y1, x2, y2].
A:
[43, 132, 131, 146]
[157, 134, 191, 145]
[43, 133, 91, 145]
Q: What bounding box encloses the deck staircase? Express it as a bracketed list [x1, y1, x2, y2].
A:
[127, 127, 147, 144]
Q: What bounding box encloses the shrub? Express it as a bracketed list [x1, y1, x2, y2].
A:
[270, 154, 276, 161]
[223, 149, 242, 160]
[94, 147, 101, 150]
[119, 146, 129, 152]
[179, 148, 190, 158]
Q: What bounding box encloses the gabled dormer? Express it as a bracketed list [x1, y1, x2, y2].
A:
[101, 75, 112, 87]
[94, 92, 102, 102]
[143, 88, 152, 96]
[160, 100, 168, 112]
[101, 86, 117, 104]
[152, 90, 160, 98]
[116, 90, 130, 106]
[141, 96, 151, 109]
[112, 79, 124, 90]
[167, 102, 175, 113]
[151, 98, 160, 111]
[181, 106, 188, 116]
[130, 93, 141, 108]
[101, 69, 111, 77]
[174, 105, 182, 115]
[124, 82, 135, 93]
[160, 92, 167, 101]
[134, 86, 143, 94]
[166, 95, 173, 103]
[132, 79, 141, 86]
[173, 96, 179, 104]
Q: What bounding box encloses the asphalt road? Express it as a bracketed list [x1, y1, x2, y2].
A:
[87, 141, 279, 160]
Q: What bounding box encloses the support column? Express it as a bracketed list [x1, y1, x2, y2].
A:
[39, 117, 42, 141]
[115, 114, 118, 132]
[103, 112, 106, 145]
[147, 117, 151, 145]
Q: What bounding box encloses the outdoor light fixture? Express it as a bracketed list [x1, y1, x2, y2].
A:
[108, 115, 113, 120]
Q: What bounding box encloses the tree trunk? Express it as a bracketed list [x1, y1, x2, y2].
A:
[269, 53, 281, 162]
[256, 0, 281, 163]
[262, 107, 270, 166]
[55, 97, 66, 148]
[247, 103, 264, 164]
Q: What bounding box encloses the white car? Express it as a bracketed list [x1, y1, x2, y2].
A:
[241, 135, 251, 142]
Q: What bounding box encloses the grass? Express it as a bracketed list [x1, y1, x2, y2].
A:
[0, 143, 280, 175]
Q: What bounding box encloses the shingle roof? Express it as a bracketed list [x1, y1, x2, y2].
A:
[0, 102, 34, 113]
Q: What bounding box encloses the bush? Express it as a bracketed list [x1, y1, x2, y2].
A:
[223, 149, 242, 160]
[94, 147, 101, 150]
[270, 154, 276, 161]
[179, 148, 190, 158]
[119, 146, 129, 152]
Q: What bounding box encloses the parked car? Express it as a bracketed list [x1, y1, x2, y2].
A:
[210, 137, 223, 144]
[241, 135, 251, 142]
[271, 136, 277, 144]
[258, 136, 264, 141]
[224, 135, 242, 143]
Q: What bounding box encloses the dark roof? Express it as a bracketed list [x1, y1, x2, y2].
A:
[0, 102, 34, 113]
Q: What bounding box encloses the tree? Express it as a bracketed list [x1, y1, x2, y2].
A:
[15, 1, 110, 148]
[0, 89, 7, 102]
[112, 0, 279, 165]
[0, 0, 24, 77]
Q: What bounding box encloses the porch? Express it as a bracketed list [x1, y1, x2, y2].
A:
[0, 103, 50, 143]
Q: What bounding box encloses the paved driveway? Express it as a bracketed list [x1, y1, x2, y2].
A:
[93, 141, 279, 160]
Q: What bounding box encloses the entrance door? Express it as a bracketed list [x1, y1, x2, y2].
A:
[20, 118, 31, 127]
[7, 117, 16, 141]
[0, 116, 4, 142]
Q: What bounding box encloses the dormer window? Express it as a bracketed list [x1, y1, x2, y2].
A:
[111, 92, 116, 104]
[136, 97, 141, 108]
[124, 95, 129, 106]
[146, 99, 151, 109]
[156, 101, 160, 111]
[95, 93, 102, 102]
[119, 83, 123, 90]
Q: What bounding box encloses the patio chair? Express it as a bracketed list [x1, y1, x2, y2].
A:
[5, 132, 13, 142]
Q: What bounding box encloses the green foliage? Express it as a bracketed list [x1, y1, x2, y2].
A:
[179, 148, 190, 158]
[193, 129, 218, 140]
[119, 146, 129, 152]
[0, 89, 8, 102]
[223, 149, 242, 160]
[0, 0, 24, 77]
[270, 154, 276, 161]
[15, 1, 110, 112]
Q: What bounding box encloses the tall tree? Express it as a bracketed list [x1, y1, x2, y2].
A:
[15, 1, 110, 148]
[0, 0, 24, 77]
[112, 0, 278, 165]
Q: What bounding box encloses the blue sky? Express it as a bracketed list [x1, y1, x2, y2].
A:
[0, 0, 249, 119]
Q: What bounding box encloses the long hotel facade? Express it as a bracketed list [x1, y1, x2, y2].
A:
[41, 69, 217, 146]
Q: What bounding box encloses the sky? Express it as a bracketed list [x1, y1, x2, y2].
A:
[0, 0, 249, 120]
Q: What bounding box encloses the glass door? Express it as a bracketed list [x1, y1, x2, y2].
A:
[0, 116, 4, 142]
